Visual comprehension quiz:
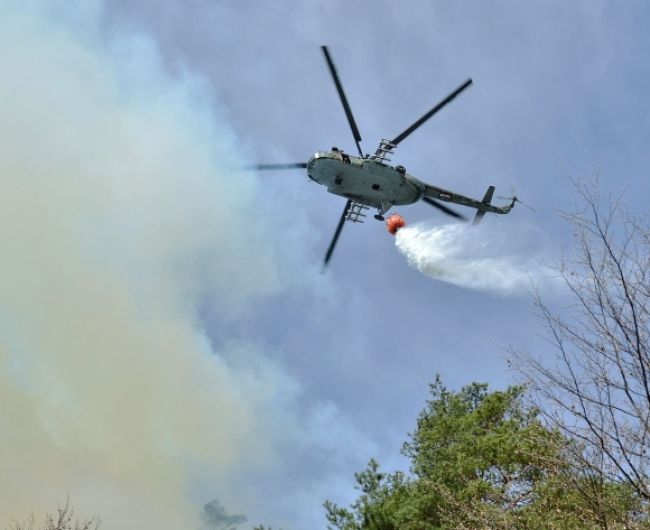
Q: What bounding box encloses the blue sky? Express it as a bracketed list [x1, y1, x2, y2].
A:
[2, 1, 650, 529]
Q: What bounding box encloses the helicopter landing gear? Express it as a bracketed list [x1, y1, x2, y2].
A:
[374, 200, 393, 221]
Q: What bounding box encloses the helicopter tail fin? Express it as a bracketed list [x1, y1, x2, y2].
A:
[472, 185, 495, 225]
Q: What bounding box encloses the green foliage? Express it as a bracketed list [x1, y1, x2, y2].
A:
[325, 376, 643, 530]
[324, 459, 409, 530]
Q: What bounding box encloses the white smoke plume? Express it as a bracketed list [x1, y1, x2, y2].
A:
[395, 220, 558, 295]
[0, 2, 365, 528]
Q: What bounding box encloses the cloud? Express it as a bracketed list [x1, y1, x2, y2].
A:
[0, 2, 363, 528]
[395, 220, 560, 296]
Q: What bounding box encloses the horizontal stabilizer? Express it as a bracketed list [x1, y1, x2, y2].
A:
[473, 185, 495, 225]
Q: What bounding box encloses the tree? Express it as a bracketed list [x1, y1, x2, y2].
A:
[7, 497, 98, 530]
[325, 376, 641, 529]
[200, 499, 246, 530]
[515, 179, 650, 510]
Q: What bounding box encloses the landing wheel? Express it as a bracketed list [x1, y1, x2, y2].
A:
[374, 214, 385, 221]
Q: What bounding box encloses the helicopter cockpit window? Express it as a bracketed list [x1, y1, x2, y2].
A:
[342, 153, 351, 164]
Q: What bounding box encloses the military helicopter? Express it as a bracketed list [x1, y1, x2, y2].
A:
[251, 46, 517, 267]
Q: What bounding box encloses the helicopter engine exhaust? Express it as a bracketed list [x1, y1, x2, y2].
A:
[386, 213, 406, 235]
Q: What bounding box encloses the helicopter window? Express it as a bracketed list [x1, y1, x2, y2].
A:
[372, 184, 381, 191]
[342, 154, 350, 164]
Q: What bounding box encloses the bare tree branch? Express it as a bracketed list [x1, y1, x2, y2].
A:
[8, 497, 99, 530]
[514, 178, 650, 504]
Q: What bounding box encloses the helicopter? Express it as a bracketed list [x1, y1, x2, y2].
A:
[251, 46, 517, 268]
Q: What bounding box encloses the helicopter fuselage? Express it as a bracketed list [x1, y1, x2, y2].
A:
[306, 149, 423, 214]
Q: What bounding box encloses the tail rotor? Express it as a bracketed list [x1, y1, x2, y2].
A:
[497, 192, 536, 211]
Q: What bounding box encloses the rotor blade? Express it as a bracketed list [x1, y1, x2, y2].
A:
[321, 46, 363, 157]
[323, 199, 352, 269]
[422, 196, 467, 221]
[245, 163, 307, 170]
[390, 78, 473, 147]
[498, 195, 537, 211]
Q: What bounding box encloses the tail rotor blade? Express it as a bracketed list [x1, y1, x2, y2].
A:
[390, 78, 472, 147]
[422, 196, 467, 221]
[321, 46, 363, 157]
[498, 195, 536, 211]
[323, 199, 352, 269]
[246, 163, 307, 170]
